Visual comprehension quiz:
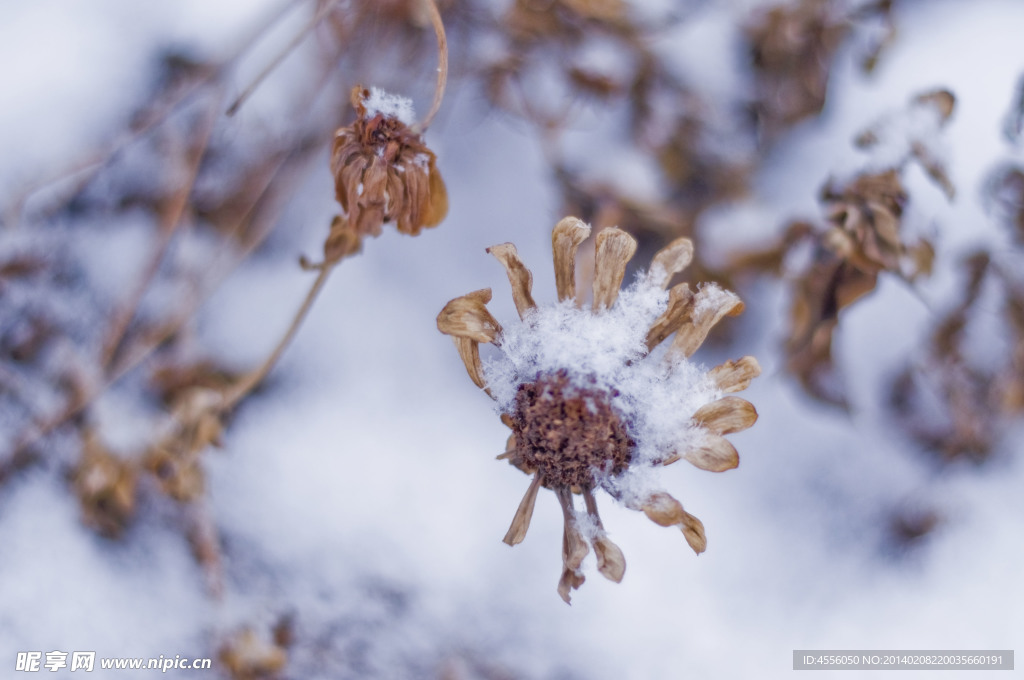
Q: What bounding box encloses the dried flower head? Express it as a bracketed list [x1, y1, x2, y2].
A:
[329, 86, 447, 245]
[437, 217, 760, 602]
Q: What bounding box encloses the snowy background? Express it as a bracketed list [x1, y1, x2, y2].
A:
[1, 0, 1022, 678]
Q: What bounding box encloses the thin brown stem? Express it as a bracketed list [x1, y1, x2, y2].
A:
[415, 0, 448, 132]
[226, 0, 346, 116]
[221, 262, 335, 411]
[100, 92, 223, 370]
[3, 0, 305, 231]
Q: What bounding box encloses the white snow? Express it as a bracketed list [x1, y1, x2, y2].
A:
[362, 87, 417, 126]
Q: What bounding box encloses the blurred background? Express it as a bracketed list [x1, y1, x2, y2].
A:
[1, 0, 1022, 677]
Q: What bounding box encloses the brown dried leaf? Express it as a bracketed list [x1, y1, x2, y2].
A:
[913, 88, 956, 124]
[219, 627, 287, 680]
[73, 432, 138, 538]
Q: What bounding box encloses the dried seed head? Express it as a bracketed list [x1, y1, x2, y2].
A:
[512, 371, 633, 489]
[437, 217, 760, 602]
[330, 86, 447, 241]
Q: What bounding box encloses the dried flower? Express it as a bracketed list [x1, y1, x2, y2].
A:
[437, 217, 760, 602]
[329, 86, 447, 245]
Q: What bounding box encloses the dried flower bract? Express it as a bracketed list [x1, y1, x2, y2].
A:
[438, 217, 760, 602]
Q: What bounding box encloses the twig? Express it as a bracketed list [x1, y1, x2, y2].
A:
[100, 92, 223, 370]
[2, 0, 305, 231]
[415, 0, 448, 132]
[226, 0, 347, 116]
[221, 261, 336, 411]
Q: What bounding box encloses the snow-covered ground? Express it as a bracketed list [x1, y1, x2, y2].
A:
[1, 0, 1021, 678]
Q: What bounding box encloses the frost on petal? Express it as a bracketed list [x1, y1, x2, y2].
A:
[503, 473, 542, 546]
[692, 396, 758, 435]
[648, 237, 694, 289]
[682, 433, 740, 472]
[552, 217, 591, 302]
[670, 284, 744, 358]
[436, 289, 501, 343]
[708, 355, 762, 393]
[487, 243, 537, 320]
[592, 227, 637, 311]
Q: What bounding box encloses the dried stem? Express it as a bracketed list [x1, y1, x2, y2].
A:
[2, 0, 304, 231]
[1, 84, 331, 477]
[226, 0, 346, 116]
[100, 93, 223, 370]
[222, 262, 336, 411]
[415, 0, 448, 132]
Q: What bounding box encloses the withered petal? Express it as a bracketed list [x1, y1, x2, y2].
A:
[593, 534, 626, 583]
[669, 287, 744, 358]
[436, 289, 501, 343]
[423, 161, 448, 227]
[639, 492, 707, 554]
[487, 243, 537, 319]
[692, 396, 758, 435]
[641, 491, 685, 527]
[557, 567, 586, 605]
[503, 473, 543, 546]
[552, 217, 591, 303]
[452, 336, 486, 389]
[556, 487, 589, 604]
[708, 355, 762, 393]
[646, 282, 694, 351]
[680, 510, 707, 555]
[592, 227, 637, 311]
[649, 237, 695, 289]
[682, 433, 740, 472]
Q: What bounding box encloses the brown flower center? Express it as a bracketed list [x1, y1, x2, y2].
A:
[512, 370, 633, 488]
